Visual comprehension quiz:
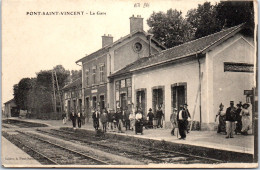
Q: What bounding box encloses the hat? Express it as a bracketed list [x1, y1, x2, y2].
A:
[184, 103, 188, 106]
[237, 101, 242, 107]
[219, 103, 224, 108]
[149, 108, 152, 111]
[242, 103, 250, 108]
[230, 101, 234, 103]
[180, 105, 183, 108]
[173, 108, 177, 111]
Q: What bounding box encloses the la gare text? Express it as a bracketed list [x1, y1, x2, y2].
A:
[26, 11, 106, 16]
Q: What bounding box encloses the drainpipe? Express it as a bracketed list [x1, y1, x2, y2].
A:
[197, 54, 202, 131]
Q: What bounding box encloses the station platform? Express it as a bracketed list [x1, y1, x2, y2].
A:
[1, 136, 41, 167]
[12, 118, 254, 155]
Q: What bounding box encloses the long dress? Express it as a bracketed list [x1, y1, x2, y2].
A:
[217, 110, 226, 133]
[241, 109, 251, 133]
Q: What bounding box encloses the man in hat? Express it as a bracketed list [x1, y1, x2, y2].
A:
[147, 108, 154, 128]
[170, 108, 178, 135]
[156, 106, 164, 128]
[184, 104, 191, 133]
[235, 102, 243, 134]
[225, 101, 237, 138]
[177, 105, 189, 139]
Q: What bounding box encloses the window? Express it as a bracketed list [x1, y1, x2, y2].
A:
[92, 66, 96, 84]
[99, 64, 105, 82]
[85, 69, 89, 86]
[121, 79, 126, 88]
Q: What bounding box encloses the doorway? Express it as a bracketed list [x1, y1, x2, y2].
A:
[79, 99, 82, 113]
[120, 93, 127, 109]
[172, 83, 187, 111]
[92, 96, 97, 109]
[100, 95, 105, 110]
[136, 89, 146, 114]
[152, 87, 164, 114]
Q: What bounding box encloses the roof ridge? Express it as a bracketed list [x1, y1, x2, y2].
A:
[158, 23, 245, 55]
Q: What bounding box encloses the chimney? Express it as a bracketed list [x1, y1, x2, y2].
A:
[129, 15, 143, 33]
[102, 34, 113, 48]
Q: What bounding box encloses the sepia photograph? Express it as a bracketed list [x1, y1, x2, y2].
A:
[1, 0, 258, 168]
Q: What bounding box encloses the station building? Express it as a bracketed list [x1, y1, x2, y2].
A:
[109, 24, 255, 129]
[62, 78, 83, 117]
[76, 15, 166, 116]
[4, 98, 19, 117]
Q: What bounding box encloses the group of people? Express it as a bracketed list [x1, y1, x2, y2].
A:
[216, 101, 251, 138]
[169, 104, 191, 140]
[91, 106, 166, 135]
[69, 109, 83, 129]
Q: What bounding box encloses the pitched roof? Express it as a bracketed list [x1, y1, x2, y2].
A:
[62, 78, 82, 91]
[76, 30, 166, 63]
[109, 23, 245, 78]
[4, 98, 15, 105]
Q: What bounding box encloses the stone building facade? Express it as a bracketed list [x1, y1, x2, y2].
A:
[76, 15, 165, 117]
[109, 24, 255, 129]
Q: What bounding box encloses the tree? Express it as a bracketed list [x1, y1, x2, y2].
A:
[215, 1, 254, 29]
[186, 2, 222, 39]
[147, 9, 194, 48]
[70, 70, 82, 82]
[13, 78, 34, 111]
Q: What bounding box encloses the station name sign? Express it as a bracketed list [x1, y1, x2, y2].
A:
[224, 62, 254, 73]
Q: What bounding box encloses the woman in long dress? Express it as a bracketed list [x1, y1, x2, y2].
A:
[240, 103, 251, 135]
[215, 103, 226, 134]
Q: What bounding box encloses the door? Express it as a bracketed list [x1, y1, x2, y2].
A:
[100, 95, 105, 110]
[120, 93, 127, 109]
[85, 97, 90, 122]
[152, 88, 164, 114]
[68, 100, 71, 114]
[92, 96, 97, 109]
[172, 86, 185, 111]
[79, 99, 82, 113]
[136, 90, 146, 114]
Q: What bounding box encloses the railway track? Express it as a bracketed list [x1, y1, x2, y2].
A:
[2, 119, 48, 128]
[3, 130, 108, 165]
[37, 128, 223, 164]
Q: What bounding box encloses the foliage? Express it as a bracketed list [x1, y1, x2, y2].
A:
[147, 1, 254, 48]
[147, 9, 195, 48]
[13, 78, 33, 110]
[13, 65, 70, 116]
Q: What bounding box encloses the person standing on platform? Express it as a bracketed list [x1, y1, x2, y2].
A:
[147, 108, 154, 129]
[77, 109, 82, 128]
[116, 107, 124, 133]
[170, 108, 178, 136]
[156, 106, 164, 128]
[215, 103, 226, 134]
[135, 108, 143, 134]
[235, 102, 243, 135]
[184, 104, 191, 133]
[100, 108, 108, 132]
[240, 103, 251, 135]
[62, 112, 67, 125]
[124, 107, 131, 131]
[92, 108, 100, 130]
[70, 110, 76, 129]
[225, 101, 237, 138]
[177, 105, 188, 140]
[129, 110, 135, 131]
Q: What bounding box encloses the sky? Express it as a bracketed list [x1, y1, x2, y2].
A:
[2, 0, 220, 105]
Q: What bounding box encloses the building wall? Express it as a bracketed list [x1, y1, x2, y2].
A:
[133, 59, 201, 126]
[113, 35, 159, 72]
[210, 34, 255, 123]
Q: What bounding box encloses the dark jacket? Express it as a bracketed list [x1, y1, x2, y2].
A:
[92, 111, 100, 121]
[156, 110, 164, 118]
[225, 107, 236, 122]
[147, 112, 154, 121]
